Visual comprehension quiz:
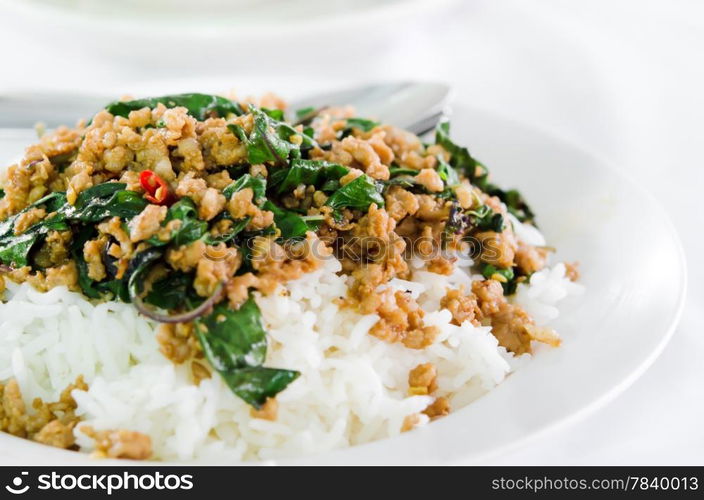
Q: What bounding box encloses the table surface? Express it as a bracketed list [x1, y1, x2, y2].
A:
[0, 0, 701, 465]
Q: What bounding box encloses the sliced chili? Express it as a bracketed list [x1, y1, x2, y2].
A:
[139, 170, 172, 205]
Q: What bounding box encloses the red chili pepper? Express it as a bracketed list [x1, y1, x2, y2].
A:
[139, 170, 172, 205]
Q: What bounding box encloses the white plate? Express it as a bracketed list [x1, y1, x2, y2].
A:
[0, 97, 686, 465]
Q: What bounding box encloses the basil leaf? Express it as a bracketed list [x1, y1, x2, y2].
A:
[196, 297, 299, 408]
[389, 167, 419, 178]
[147, 197, 207, 248]
[320, 179, 340, 193]
[0, 183, 146, 269]
[0, 202, 70, 268]
[468, 205, 505, 232]
[262, 200, 318, 240]
[0, 232, 40, 268]
[218, 366, 300, 409]
[197, 298, 267, 370]
[166, 196, 199, 220]
[226, 123, 248, 143]
[435, 120, 487, 184]
[269, 159, 348, 195]
[0, 189, 4, 200]
[105, 93, 243, 121]
[71, 226, 127, 301]
[294, 106, 316, 121]
[222, 174, 267, 202]
[0, 192, 67, 240]
[69, 188, 148, 223]
[276, 120, 317, 151]
[383, 176, 416, 189]
[437, 155, 460, 186]
[204, 216, 250, 245]
[74, 234, 161, 304]
[481, 263, 514, 281]
[480, 263, 518, 295]
[237, 109, 317, 166]
[345, 117, 379, 132]
[144, 271, 193, 310]
[485, 184, 536, 224]
[261, 108, 285, 121]
[325, 175, 385, 212]
[74, 182, 125, 207]
[126, 247, 164, 300]
[71, 226, 101, 300]
[247, 109, 296, 165]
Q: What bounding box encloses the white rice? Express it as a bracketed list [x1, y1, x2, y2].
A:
[0, 224, 582, 461]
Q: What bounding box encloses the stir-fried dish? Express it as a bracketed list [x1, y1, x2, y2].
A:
[0, 92, 578, 458]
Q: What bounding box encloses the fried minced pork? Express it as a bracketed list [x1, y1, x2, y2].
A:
[423, 396, 450, 420]
[514, 240, 549, 275]
[408, 363, 437, 395]
[369, 290, 439, 349]
[564, 261, 580, 282]
[128, 204, 167, 243]
[80, 426, 152, 460]
[156, 322, 200, 364]
[440, 286, 481, 326]
[250, 397, 278, 421]
[471, 279, 561, 355]
[0, 376, 87, 450]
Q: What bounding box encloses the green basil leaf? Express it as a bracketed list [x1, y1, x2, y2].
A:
[468, 205, 504, 232]
[196, 297, 299, 408]
[226, 123, 248, 143]
[320, 179, 340, 193]
[0, 192, 67, 240]
[71, 226, 127, 301]
[294, 106, 316, 121]
[0, 232, 40, 268]
[0, 196, 70, 268]
[261, 108, 285, 121]
[262, 200, 316, 240]
[204, 216, 249, 245]
[144, 272, 193, 310]
[247, 109, 295, 165]
[269, 159, 348, 195]
[389, 167, 419, 178]
[435, 120, 487, 184]
[217, 366, 300, 409]
[325, 174, 385, 212]
[196, 297, 267, 371]
[147, 197, 207, 248]
[437, 155, 460, 186]
[126, 247, 164, 300]
[222, 174, 267, 203]
[70, 189, 148, 223]
[74, 183, 125, 208]
[485, 184, 536, 224]
[383, 176, 416, 189]
[480, 263, 518, 295]
[345, 117, 379, 132]
[105, 93, 243, 121]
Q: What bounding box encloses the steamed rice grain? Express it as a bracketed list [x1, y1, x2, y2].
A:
[0, 246, 581, 461]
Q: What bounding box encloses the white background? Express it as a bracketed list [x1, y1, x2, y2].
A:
[0, 0, 701, 464]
